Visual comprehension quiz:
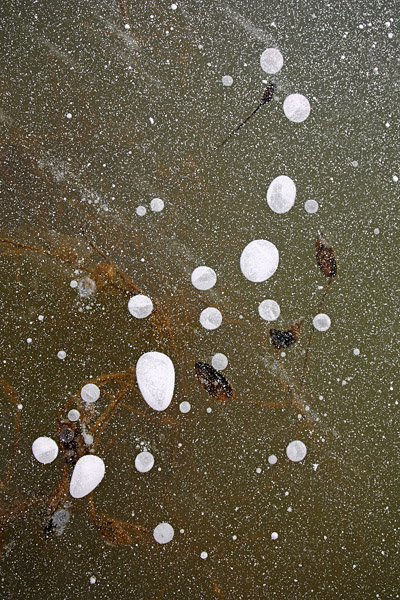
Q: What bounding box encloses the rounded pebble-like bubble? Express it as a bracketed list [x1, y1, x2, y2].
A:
[304, 199, 319, 213]
[313, 313, 331, 331]
[32, 436, 59, 464]
[267, 175, 296, 214]
[68, 409, 80, 422]
[150, 197, 164, 212]
[286, 440, 307, 462]
[212, 353, 228, 370]
[200, 551, 208, 559]
[240, 240, 279, 282]
[222, 75, 233, 86]
[260, 48, 283, 73]
[268, 454, 278, 465]
[258, 299, 280, 321]
[283, 94, 310, 123]
[179, 401, 191, 413]
[135, 451, 154, 473]
[69, 455, 105, 498]
[136, 352, 175, 411]
[191, 266, 217, 290]
[136, 206, 146, 216]
[153, 522, 174, 544]
[200, 307, 222, 330]
[271, 532, 279, 540]
[353, 348, 360, 356]
[128, 294, 153, 318]
[81, 383, 100, 403]
[77, 277, 96, 298]
[57, 350, 66, 360]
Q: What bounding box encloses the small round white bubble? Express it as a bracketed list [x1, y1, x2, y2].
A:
[283, 94, 311, 123]
[135, 451, 154, 473]
[81, 383, 100, 403]
[136, 206, 146, 216]
[150, 197, 164, 212]
[222, 75, 233, 86]
[260, 48, 283, 74]
[240, 239, 279, 282]
[353, 348, 360, 356]
[57, 350, 66, 360]
[32, 436, 59, 464]
[268, 454, 277, 465]
[258, 299, 280, 321]
[286, 440, 307, 462]
[68, 409, 80, 422]
[70, 280, 78, 288]
[191, 266, 217, 290]
[179, 401, 191, 413]
[304, 199, 319, 214]
[271, 532, 279, 540]
[200, 307, 222, 330]
[153, 522, 174, 544]
[128, 294, 153, 318]
[200, 551, 208, 559]
[313, 313, 331, 332]
[212, 353, 228, 370]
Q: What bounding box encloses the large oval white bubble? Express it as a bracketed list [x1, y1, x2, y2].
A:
[128, 294, 153, 318]
[267, 175, 296, 214]
[200, 307, 222, 330]
[258, 299, 280, 321]
[283, 94, 310, 123]
[260, 48, 283, 74]
[153, 522, 174, 544]
[191, 266, 217, 290]
[240, 240, 279, 282]
[69, 455, 105, 498]
[286, 440, 307, 462]
[313, 313, 331, 331]
[32, 436, 59, 464]
[136, 352, 175, 411]
[81, 383, 100, 404]
[135, 451, 154, 473]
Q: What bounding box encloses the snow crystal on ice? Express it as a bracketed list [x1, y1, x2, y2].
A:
[135, 451, 154, 473]
[260, 48, 283, 74]
[267, 175, 296, 214]
[128, 294, 153, 318]
[258, 299, 280, 321]
[69, 455, 105, 498]
[153, 522, 174, 544]
[212, 353, 228, 370]
[32, 436, 58, 464]
[286, 440, 307, 462]
[283, 94, 310, 123]
[200, 307, 222, 330]
[313, 313, 331, 331]
[240, 240, 279, 282]
[81, 383, 100, 403]
[191, 266, 217, 290]
[136, 352, 175, 411]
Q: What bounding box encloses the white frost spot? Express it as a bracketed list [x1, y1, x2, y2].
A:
[32, 436, 58, 464]
[286, 440, 307, 462]
[240, 240, 279, 282]
[304, 199, 319, 214]
[212, 353, 228, 370]
[128, 294, 153, 318]
[135, 451, 154, 473]
[313, 313, 331, 331]
[283, 94, 310, 122]
[69, 455, 105, 498]
[260, 48, 283, 74]
[267, 175, 296, 214]
[179, 401, 191, 413]
[222, 75, 233, 86]
[136, 352, 175, 411]
[258, 299, 280, 321]
[200, 307, 222, 330]
[191, 266, 217, 290]
[81, 383, 100, 403]
[150, 197, 164, 212]
[68, 409, 80, 422]
[153, 522, 174, 544]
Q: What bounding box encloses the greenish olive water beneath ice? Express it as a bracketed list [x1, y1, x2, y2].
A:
[0, 1, 398, 599]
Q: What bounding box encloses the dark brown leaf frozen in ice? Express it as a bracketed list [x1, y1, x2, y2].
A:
[195, 362, 234, 401]
[316, 233, 337, 279]
[269, 319, 304, 350]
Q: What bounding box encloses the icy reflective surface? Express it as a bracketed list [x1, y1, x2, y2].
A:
[0, 1, 398, 598]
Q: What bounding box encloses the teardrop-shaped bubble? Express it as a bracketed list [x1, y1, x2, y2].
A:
[32, 436, 59, 464]
[69, 455, 105, 498]
[240, 240, 279, 282]
[267, 176, 296, 214]
[136, 352, 175, 411]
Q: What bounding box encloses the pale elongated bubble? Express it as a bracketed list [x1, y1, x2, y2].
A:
[267, 175, 296, 214]
[69, 455, 105, 498]
[136, 352, 175, 411]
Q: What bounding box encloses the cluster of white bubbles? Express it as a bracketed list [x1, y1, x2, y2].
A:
[136, 197, 165, 216]
[267, 175, 296, 214]
[258, 299, 280, 321]
[313, 313, 331, 332]
[128, 294, 153, 319]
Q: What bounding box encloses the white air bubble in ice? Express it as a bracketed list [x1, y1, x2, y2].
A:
[304, 199, 319, 213]
[271, 532, 278, 540]
[154, 522, 174, 544]
[286, 440, 307, 462]
[200, 307, 222, 330]
[240, 240, 279, 282]
[268, 454, 277, 465]
[258, 299, 280, 321]
[32, 436, 59, 464]
[128, 294, 153, 318]
[179, 401, 191, 413]
[267, 175, 296, 214]
[283, 94, 310, 122]
[150, 197, 164, 212]
[313, 313, 331, 331]
[136, 352, 175, 411]
[136, 206, 146, 216]
[69, 455, 105, 498]
[222, 75, 233, 86]
[78, 277, 96, 298]
[260, 48, 283, 74]
[81, 383, 100, 403]
[68, 409, 80, 422]
[135, 451, 154, 473]
[212, 353, 228, 370]
[191, 266, 217, 290]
